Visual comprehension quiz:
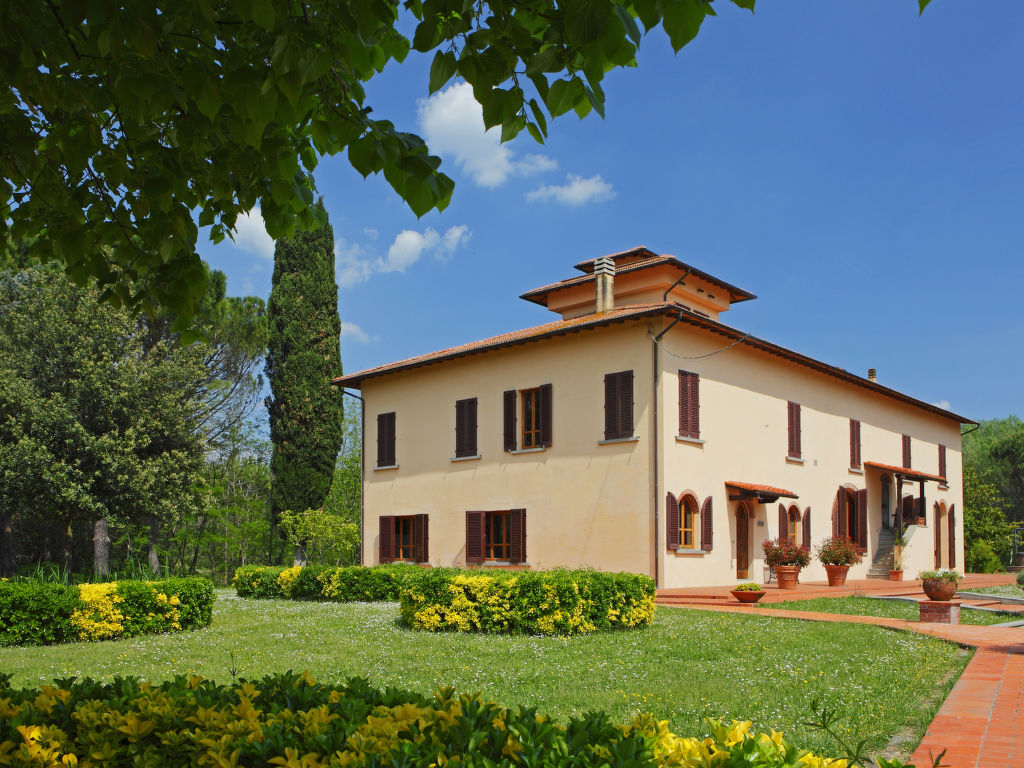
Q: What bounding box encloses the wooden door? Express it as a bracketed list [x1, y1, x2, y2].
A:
[736, 505, 749, 579]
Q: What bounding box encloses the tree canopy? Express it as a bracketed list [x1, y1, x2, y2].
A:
[1, 0, 818, 323]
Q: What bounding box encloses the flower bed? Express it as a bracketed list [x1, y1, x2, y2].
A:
[0, 672, 856, 768]
[400, 568, 655, 635]
[0, 577, 214, 647]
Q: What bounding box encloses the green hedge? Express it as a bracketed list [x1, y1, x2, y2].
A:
[233, 563, 450, 601]
[400, 568, 656, 635]
[0, 577, 214, 647]
[0, 672, 883, 768]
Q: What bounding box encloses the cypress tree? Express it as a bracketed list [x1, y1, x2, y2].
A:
[265, 201, 345, 564]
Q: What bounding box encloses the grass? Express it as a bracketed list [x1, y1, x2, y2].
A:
[0, 591, 971, 758]
[768, 596, 1021, 625]
[958, 584, 1024, 599]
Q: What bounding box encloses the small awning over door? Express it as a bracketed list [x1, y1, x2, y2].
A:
[863, 462, 945, 484]
[726, 482, 798, 504]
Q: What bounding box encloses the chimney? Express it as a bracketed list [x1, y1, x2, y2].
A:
[868, 368, 877, 383]
[594, 255, 615, 314]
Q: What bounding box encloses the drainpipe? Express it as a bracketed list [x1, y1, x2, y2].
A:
[341, 388, 365, 565]
[651, 331, 660, 587]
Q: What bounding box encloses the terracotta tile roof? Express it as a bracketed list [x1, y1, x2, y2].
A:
[332, 303, 669, 387]
[863, 462, 947, 483]
[726, 482, 799, 499]
[333, 301, 976, 425]
[520, 256, 679, 303]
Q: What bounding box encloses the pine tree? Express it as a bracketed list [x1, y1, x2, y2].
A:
[265, 202, 345, 564]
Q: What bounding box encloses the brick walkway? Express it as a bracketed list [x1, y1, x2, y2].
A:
[656, 576, 1023, 768]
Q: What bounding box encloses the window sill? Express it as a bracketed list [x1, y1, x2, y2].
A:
[598, 436, 639, 445]
[938, 484, 949, 491]
[848, 467, 864, 475]
[675, 435, 705, 446]
[451, 454, 482, 462]
[470, 562, 531, 569]
[373, 464, 399, 471]
[785, 456, 805, 465]
[673, 548, 706, 556]
[509, 446, 546, 455]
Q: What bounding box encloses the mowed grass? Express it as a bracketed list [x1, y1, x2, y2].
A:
[0, 591, 970, 757]
[768, 596, 1021, 625]
[958, 584, 1024, 599]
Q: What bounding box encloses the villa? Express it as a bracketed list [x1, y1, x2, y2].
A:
[333, 247, 971, 587]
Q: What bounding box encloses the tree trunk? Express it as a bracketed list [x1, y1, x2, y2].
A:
[62, 520, 74, 582]
[147, 515, 161, 574]
[293, 543, 307, 567]
[0, 508, 15, 578]
[93, 517, 110, 578]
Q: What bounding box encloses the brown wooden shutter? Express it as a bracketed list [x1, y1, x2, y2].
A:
[787, 402, 802, 458]
[604, 373, 620, 439]
[902, 434, 912, 468]
[938, 444, 947, 479]
[467, 398, 478, 456]
[412, 514, 425, 563]
[856, 489, 868, 551]
[378, 516, 395, 564]
[778, 503, 788, 540]
[465, 511, 485, 564]
[666, 493, 680, 550]
[850, 419, 861, 468]
[688, 375, 700, 439]
[678, 371, 700, 439]
[701, 496, 713, 552]
[503, 390, 516, 452]
[455, 399, 466, 457]
[539, 383, 553, 447]
[509, 508, 527, 564]
[802, 507, 811, 550]
[619, 371, 634, 437]
[421, 514, 429, 563]
[933, 503, 941, 568]
[948, 505, 956, 568]
[377, 412, 396, 467]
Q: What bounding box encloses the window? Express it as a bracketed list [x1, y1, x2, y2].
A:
[681, 496, 696, 548]
[377, 412, 396, 467]
[938, 444, 947, 479]
[521, 388, 541, 448]
[466, 509, 526, 563]
[604, 370, 634, 440]
[787, 402, 801, 458]
[902, 434, 912, 468]
[849, 419, 861, 468]
[378, 514, 428, 563]
[455, 398, 478, 457]
[503, 385, 552, 451]
[678, 370, 699, 439]
[788, 507, 801, 543]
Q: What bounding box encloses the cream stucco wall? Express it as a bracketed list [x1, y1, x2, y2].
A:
[357, 313, 965, 588]
[361, 321, 656, 573]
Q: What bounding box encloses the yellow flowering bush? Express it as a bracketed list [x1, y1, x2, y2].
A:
[0, 672, 899, 767]
[277, 566, 303, 598]
[69, 583, 123, 641]
[400, 568, 655, 636]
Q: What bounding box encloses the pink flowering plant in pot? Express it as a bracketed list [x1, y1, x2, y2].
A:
[815, 535, 863, 586]
[762, 537, 810, 589]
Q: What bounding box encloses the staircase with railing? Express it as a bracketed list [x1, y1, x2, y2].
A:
[867, 528, 895, 579]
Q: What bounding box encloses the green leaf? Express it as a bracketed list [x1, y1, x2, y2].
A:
[729, 0, 755, 10]
[195, 81, 221, 121]
[614, 5, 643, 46]
[546, 78, 583, 117]
[918, 0, 932, 13]
[428, 51, 457, 94]
[251, 0, 276, 30]
[662, 0, 707, 52]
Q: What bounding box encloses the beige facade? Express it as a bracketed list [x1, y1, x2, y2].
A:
[336, 248, 971, 588]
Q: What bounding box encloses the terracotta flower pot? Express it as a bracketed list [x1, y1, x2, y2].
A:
[889, 570, 904, 582]
[774, 565, 801, 589]
[824, 564, 850, 587]
[922, 578, 957, 601]
[730, 590, 765, 604]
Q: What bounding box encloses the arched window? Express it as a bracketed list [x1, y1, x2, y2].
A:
[681, 495, 698, 548]
[788, 505, 801, 543]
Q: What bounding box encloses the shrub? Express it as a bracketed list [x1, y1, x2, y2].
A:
[234, 563, 449, 602]
[232, 565, 287, 598]
[0, 671, 912, 767]
[965, 540, 1003, 574]
[0, 577, 214, 647]
[814, 535, 863, 567]
[1018, 570, 1024, 587]
[917, 569, 961, 584]
[761, 537, 810, 568]
[400, 568, 656, 635]
[733, 583, 762, 592]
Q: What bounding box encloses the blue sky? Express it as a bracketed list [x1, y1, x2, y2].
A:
[199, 1, 1023, 422]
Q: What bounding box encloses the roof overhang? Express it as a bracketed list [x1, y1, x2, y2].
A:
[863, 462, 947, 484]
[726, 482, 799, 504]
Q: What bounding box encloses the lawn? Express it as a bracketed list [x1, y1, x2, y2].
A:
[768, 596, 1022, 626]
[958, 584, 1024, 599]
[0, 591, 970, 758]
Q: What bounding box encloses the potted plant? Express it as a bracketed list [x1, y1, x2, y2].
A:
[890, 533, 907, 581]
[730, 583, 766, 604]
[815, 535, 863, 586]
[918, 569, 960, 601]
[762, 537, 810, 589]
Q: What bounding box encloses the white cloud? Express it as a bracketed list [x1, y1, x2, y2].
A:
[339, 322, 375, 344]
[230, 207, 275, 259]
[931, 399, 952, 411]
[418, 82, 556, 188]
[527, 174, 616, 206]
[363, 228, 379, 241]
[336, 225, 471, 287]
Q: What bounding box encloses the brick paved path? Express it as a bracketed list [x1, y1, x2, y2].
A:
[657, 584, 1023, 768]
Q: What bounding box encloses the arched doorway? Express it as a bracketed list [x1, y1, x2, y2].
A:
[736, 503, 751, 579]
